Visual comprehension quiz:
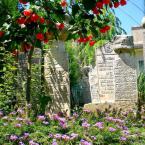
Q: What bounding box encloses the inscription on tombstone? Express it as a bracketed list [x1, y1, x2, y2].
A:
[114, 54, 137, 101]
[96, 44, 115, 103]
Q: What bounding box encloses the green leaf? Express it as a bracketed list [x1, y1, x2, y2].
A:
[82, 0, 96, 10]
[72, 4, 80, 17]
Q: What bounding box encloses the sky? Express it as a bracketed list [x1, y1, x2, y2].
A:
[114, 0, 144, 35]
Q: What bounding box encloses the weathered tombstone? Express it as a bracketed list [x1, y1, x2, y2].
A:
[85, 35, 138, 111]
[44, 41, 70, 115]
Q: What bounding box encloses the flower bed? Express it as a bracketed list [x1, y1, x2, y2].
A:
[0, 108, 145, 145]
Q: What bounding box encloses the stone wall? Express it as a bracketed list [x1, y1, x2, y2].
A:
[44, 41, 70, 115]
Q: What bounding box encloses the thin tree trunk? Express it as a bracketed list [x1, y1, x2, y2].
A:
[39, 48, 46, 114]
[41, 49, 45, 94]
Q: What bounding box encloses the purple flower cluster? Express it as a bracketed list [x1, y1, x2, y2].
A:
[52, 114, 68, 129]
[50, 133, 79, 141]
[120, 136, 127, 141]
[23, 132, 29, 140]
[10, 135, 18, 141]
[94, 122, 104, 129]
[52, 139, 58, 145]
[9, 132, 31, 144]
[106, 117, 124, 124]
[37, 115, 46, 121]
[61, 134, 70, 141]
[15, 123, 22, 128]
[82, 121, 90, 129]
[0, 107, 144, 144]
[108, 127, 116, 132]
[80, 139, 92, 145]
[19, 141, 25, 145]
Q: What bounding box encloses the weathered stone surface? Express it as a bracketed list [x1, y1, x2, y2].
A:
[89, 43, 115, 103]
[44, 41, 70, 115]
[88, 37, 138, 106]
[112, 35, 134, 51]
[114, 53, 137, 101]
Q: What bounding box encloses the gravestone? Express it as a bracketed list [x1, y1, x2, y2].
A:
[87, 35, 138, 108]
[44, 41, 70, 115]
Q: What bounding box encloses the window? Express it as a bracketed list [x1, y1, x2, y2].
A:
[139, 60, 144, 72]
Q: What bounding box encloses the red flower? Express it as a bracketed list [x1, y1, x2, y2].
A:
[99, 28, 106, 33]
[100, 25, 110, 33]
[0, 31, 4, 38]
[61, 0, 67, 7]
[31, 13, 39, 22]
[23, 9, 32, 17]
[39, 17, 45, 24]
[120, 0, 127, 6]
[56, 23, 65, 30]
[100, 25, 111, 33]
[87, 35, 93, 41]
[104, 25, 111, 31]
[36, 33, 44, 41]
[77, 37, 90, 43]
[89, 40, 96, 46]
[44, 39, 49, 43]
[19, 0, 28, 4]
[92, 8, 99, 15]
[83, 38, 89, 43]
[103, 0, 110, 5]
[17, 17, 26, 24]
[114, 2, 120, 8]
[77, 38, 84, 43]
[96, 2, 103, 9]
